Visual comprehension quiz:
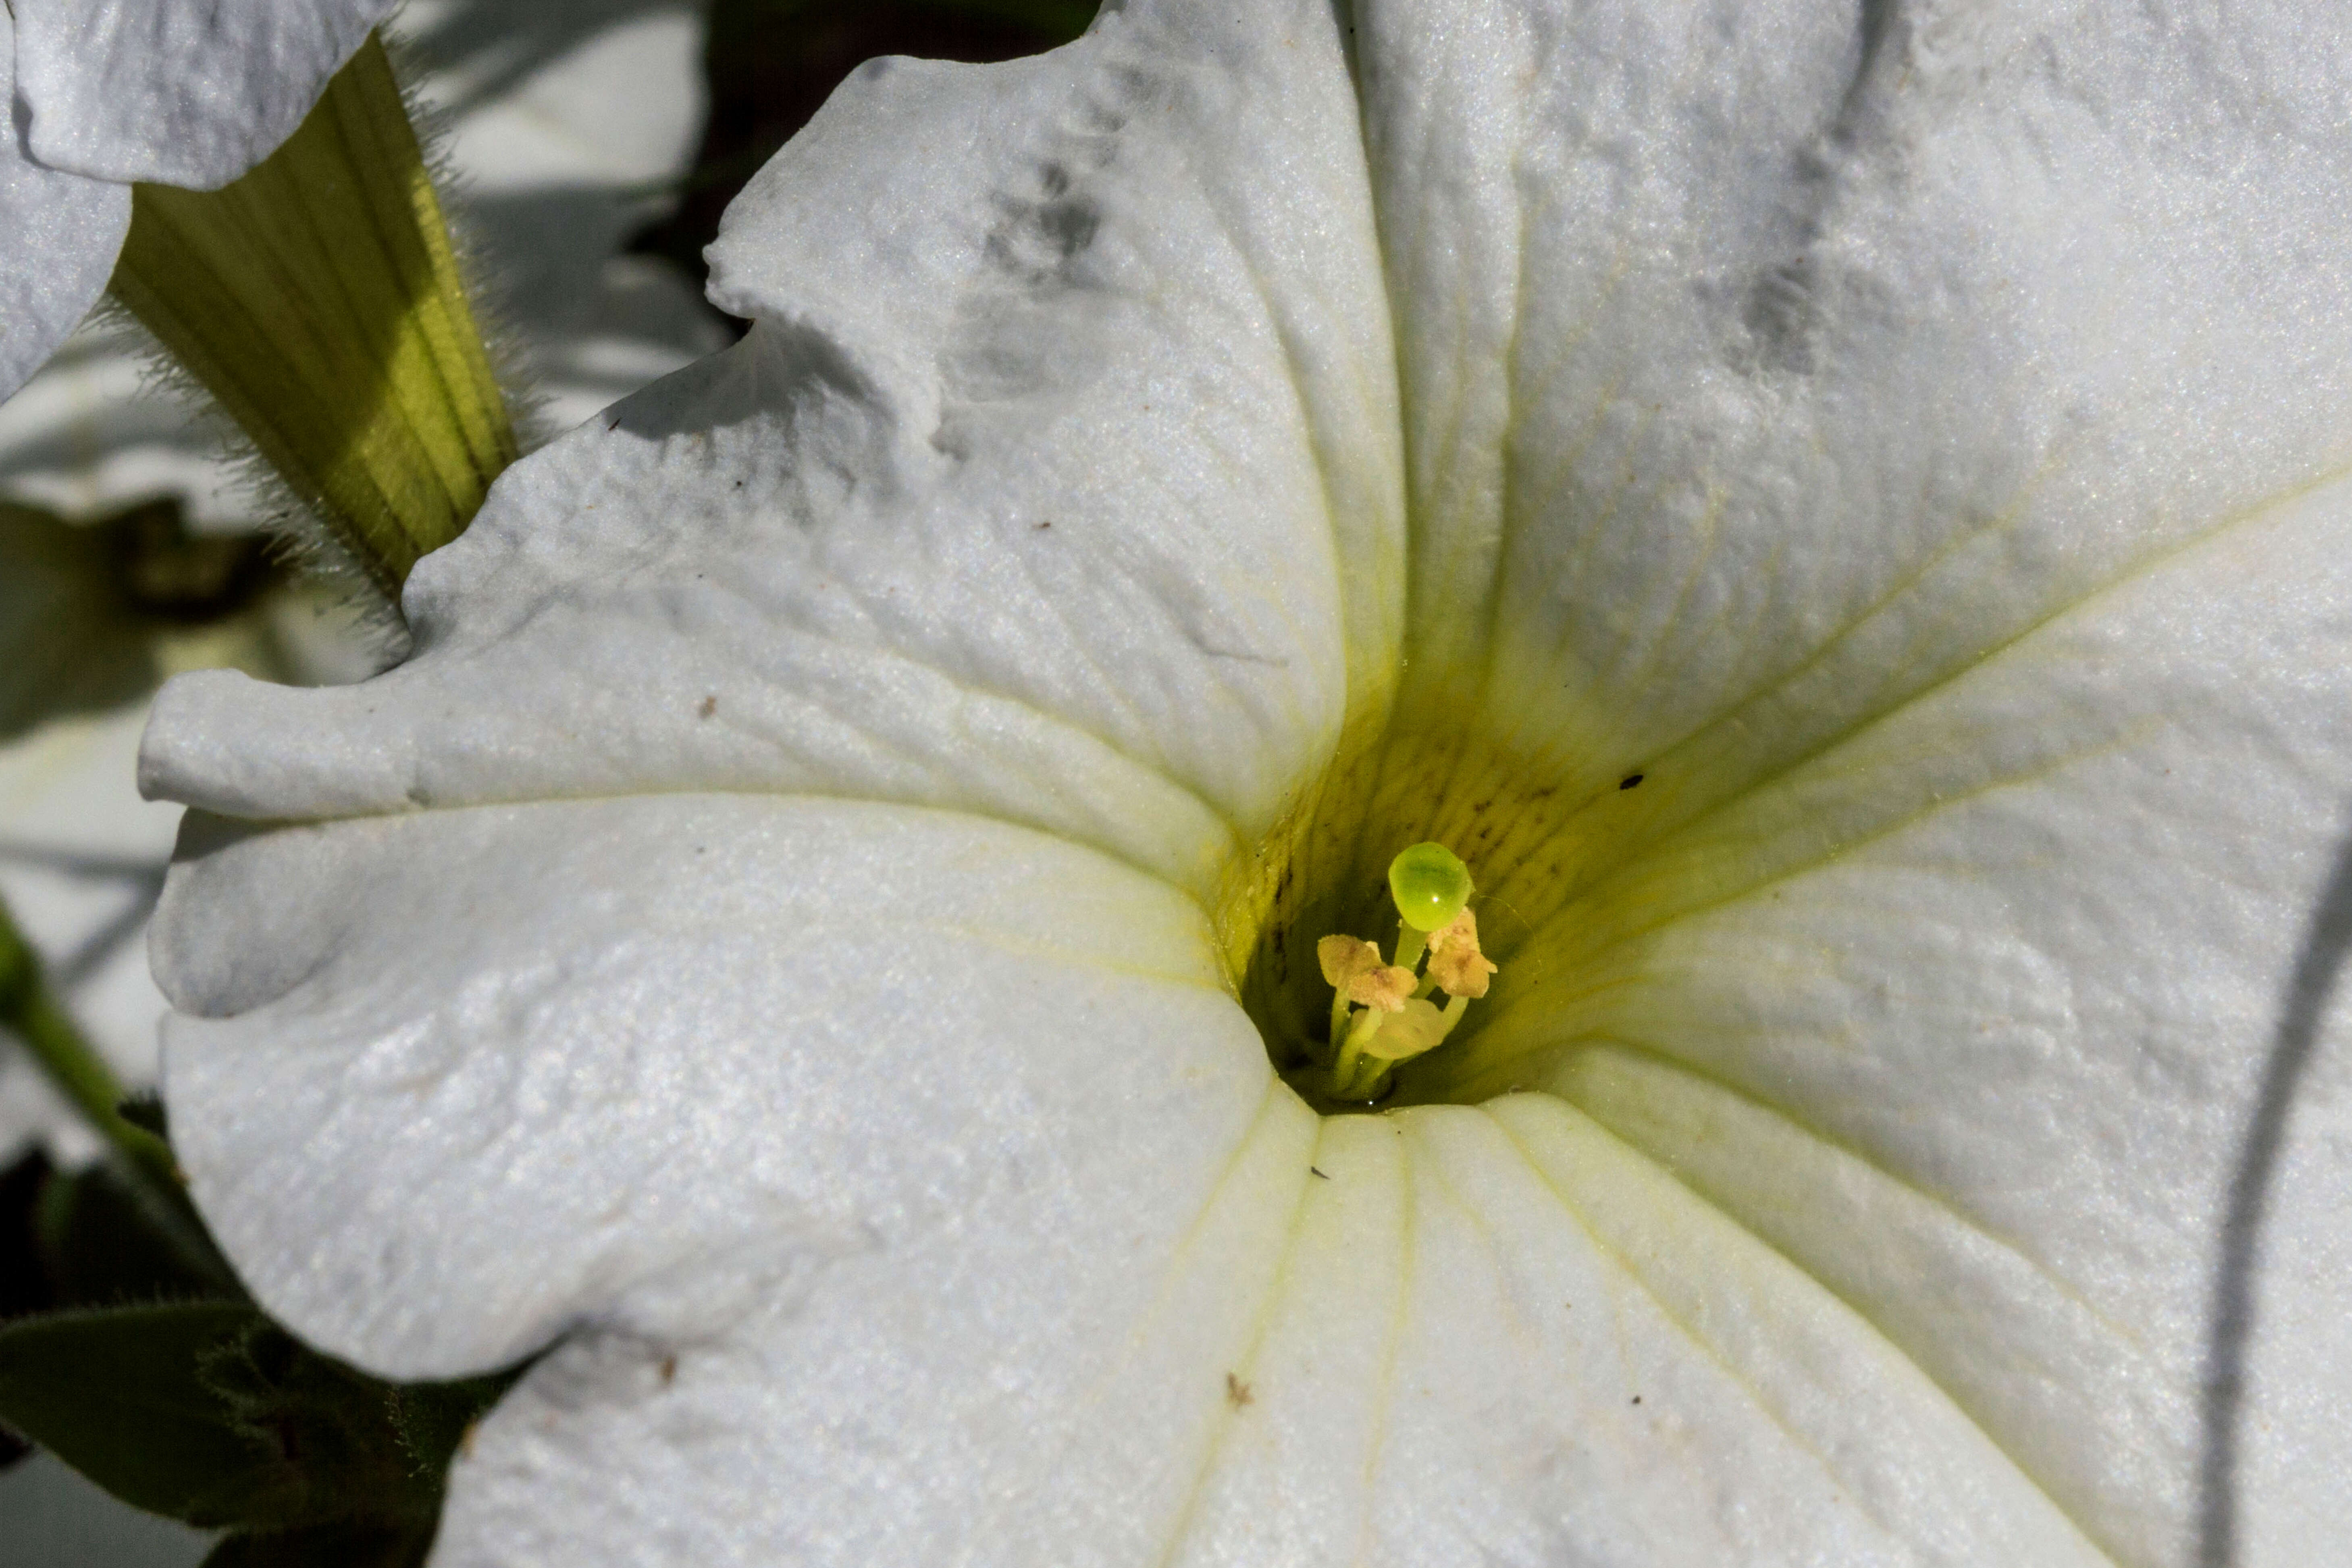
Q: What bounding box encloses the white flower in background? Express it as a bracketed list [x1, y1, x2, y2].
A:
[400, 0, 728, 431]
[144, 1, 2352, 1564]
[0, 0, 723, 1165]
[0, 0, 402, 399]
[0, 518, 378, 1165]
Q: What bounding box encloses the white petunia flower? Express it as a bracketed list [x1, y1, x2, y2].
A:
[0, 0, 722, 1165]
[143, 1, 2352, 1564]
[0, 0, 403, 399]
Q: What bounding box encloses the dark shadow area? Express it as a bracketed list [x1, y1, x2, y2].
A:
[2197, 811, 2352, 1566]
[1, 501, 277, 746]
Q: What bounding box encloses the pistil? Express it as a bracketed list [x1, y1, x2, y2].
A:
[1314, 842, 1496, 1103]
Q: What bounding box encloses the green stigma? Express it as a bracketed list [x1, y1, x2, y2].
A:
[1387, 842, 1474, 932]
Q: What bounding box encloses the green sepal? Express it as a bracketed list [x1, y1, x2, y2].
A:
[0, 1303, 290, 1524]
[0, 1302, 518, 1530]
[202, 1521, 436, 1568]
[111, 33, 517, 602]
[383, 1368, 524, 1483]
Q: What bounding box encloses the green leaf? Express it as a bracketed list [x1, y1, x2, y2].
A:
[33, 1161, 238, 1308]
[202, 1522, 436, 1568]
[0, 1301, 523, 1531]
[0, 1302, 295, 1525]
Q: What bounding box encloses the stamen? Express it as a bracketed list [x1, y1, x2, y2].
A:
[1313, 842, 1500, 1103]
[1362, 998, 1449, 1060]
[1319, 934, 1383, 1043]
[1317, 934, 1381, 983]
[1425, 910, 1497, 999]
[1347, 964, 1417, 1013]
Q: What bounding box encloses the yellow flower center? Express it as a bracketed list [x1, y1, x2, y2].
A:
[1210, 704, 1660, 1113]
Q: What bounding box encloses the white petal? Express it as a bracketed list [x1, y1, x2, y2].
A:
[0, 11, 127, 404]
[135, 0, 2352, 1562]
[426, 1094, 2105, 1567]
[10, 0, 394, 188]
[141, 0, 1404, 899]
[154, 785, 2105, 1563]
[1450, 473, 2352, 1562]
[1348, 11, 2352, 1551]
[154, 796, 1273, 1377]
[1356, 0, 2352, 829]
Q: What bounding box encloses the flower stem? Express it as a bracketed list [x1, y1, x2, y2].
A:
[1327, 1008, 1388, 1103]
[1330, 1050, 1392, 1104]
[0, 894, 233, 1287]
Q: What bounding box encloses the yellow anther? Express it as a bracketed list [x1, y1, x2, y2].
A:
[1387, 842, 1474, 932]
[1347, 965, 1418, 1014]
[1317, 934, 1382, 988]
[1425, 909, 1497, 1000]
